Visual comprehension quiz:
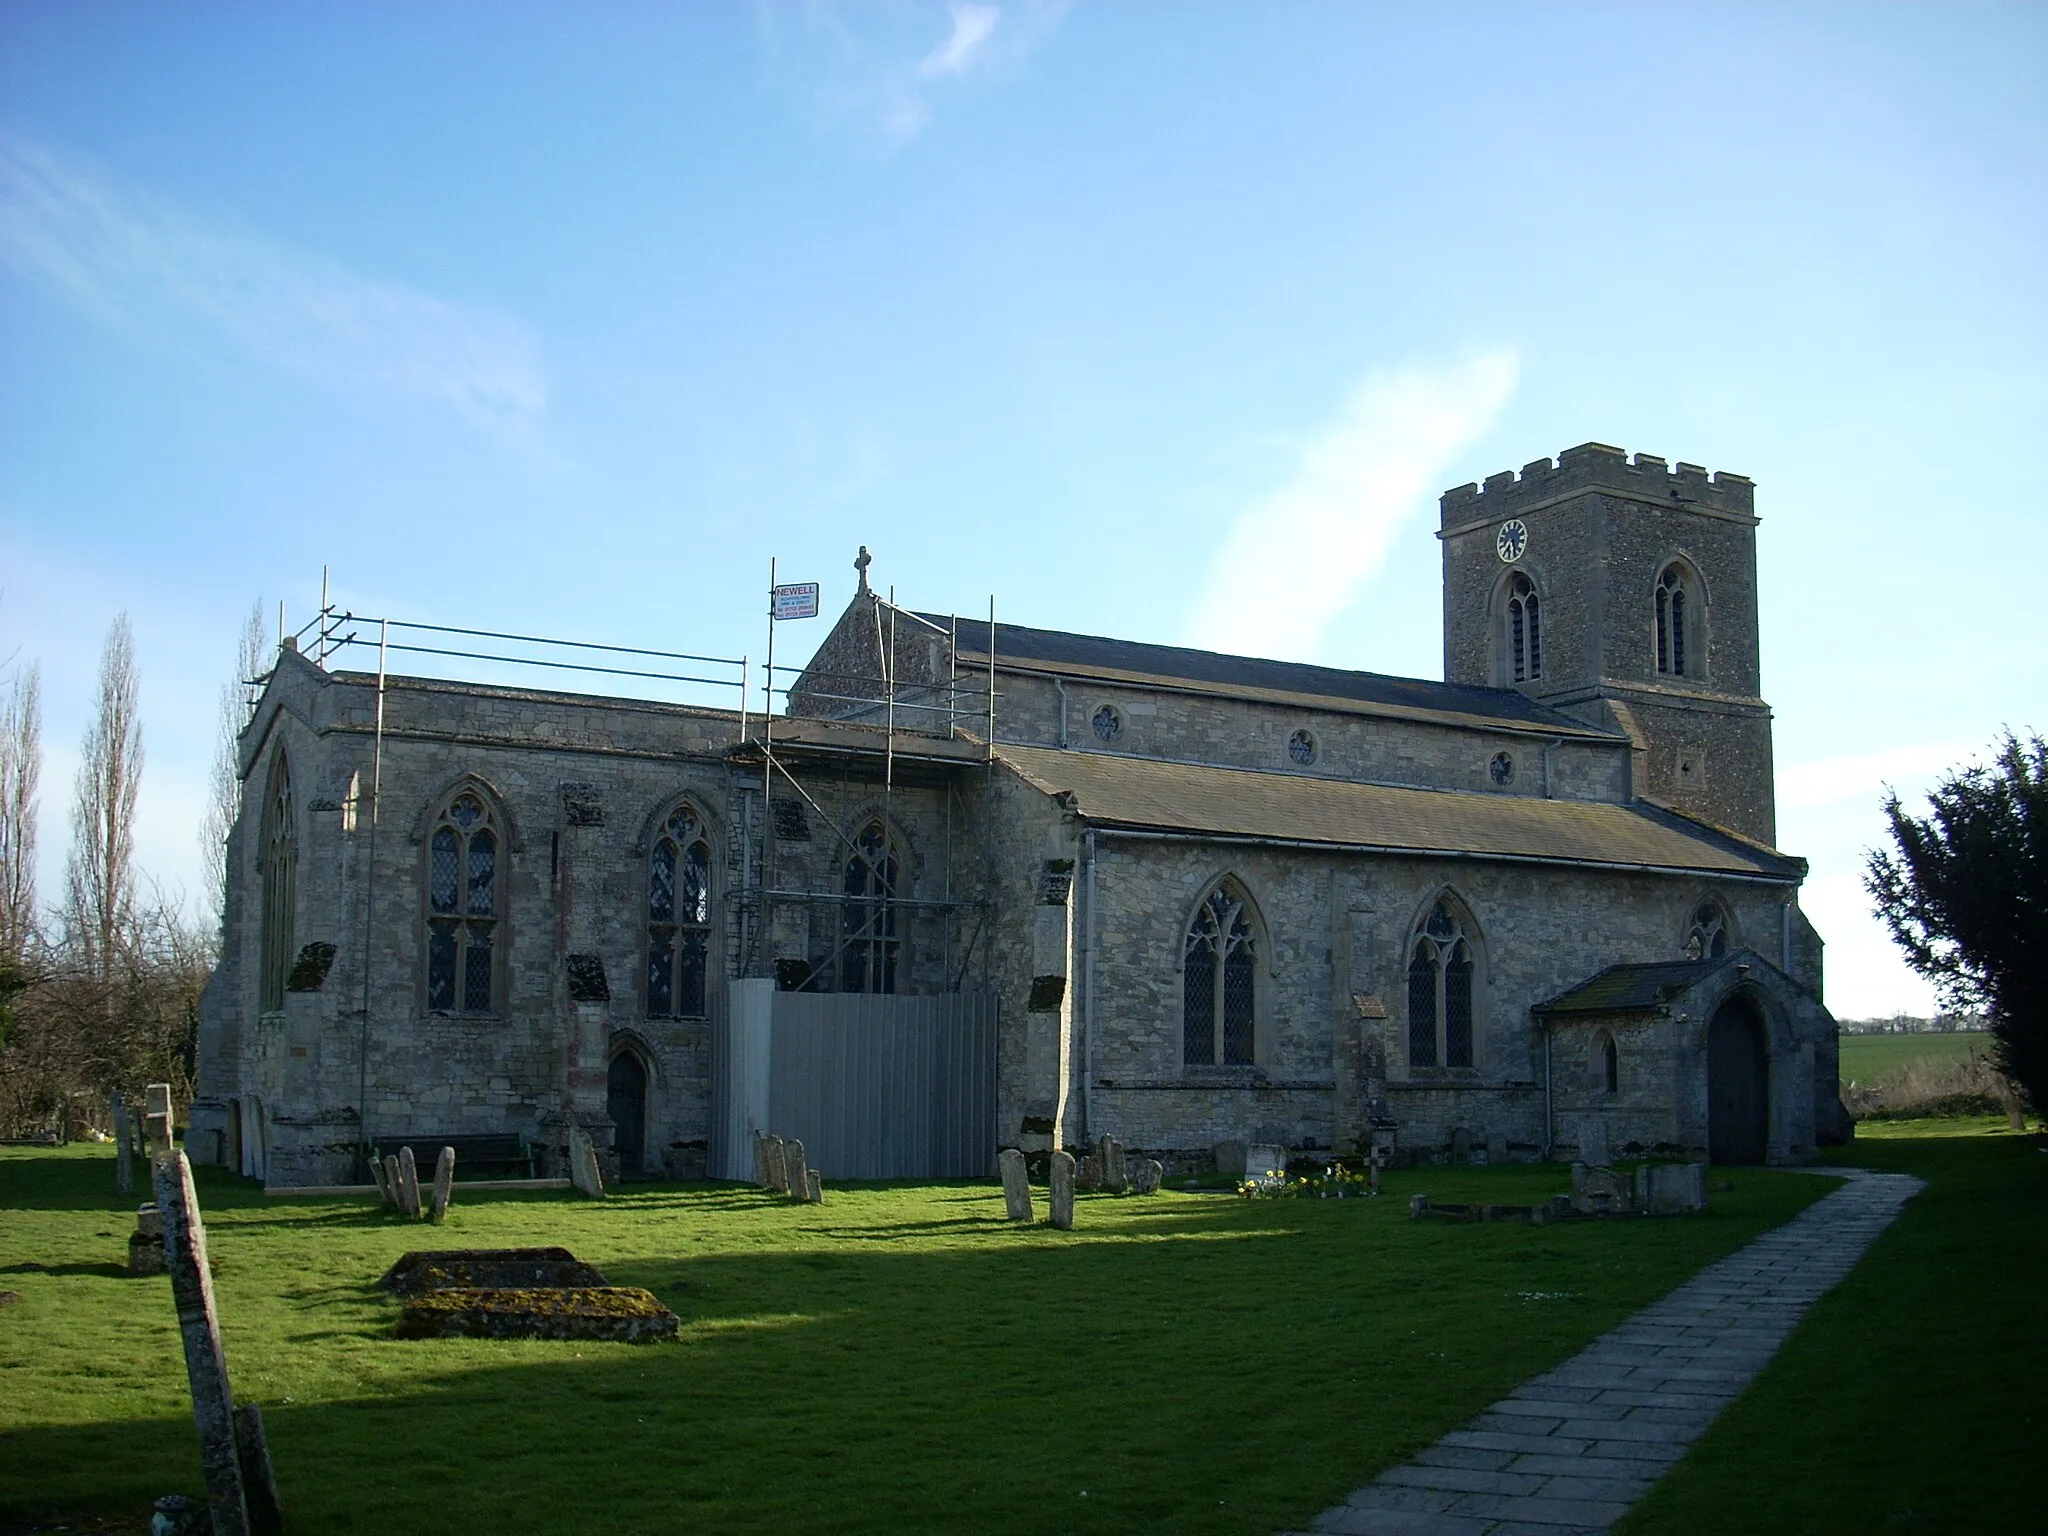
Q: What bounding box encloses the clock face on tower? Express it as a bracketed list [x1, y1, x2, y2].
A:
[1495, 518, 1528, 563]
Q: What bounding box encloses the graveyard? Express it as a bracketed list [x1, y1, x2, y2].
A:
[0, 1129, 2040, 1535]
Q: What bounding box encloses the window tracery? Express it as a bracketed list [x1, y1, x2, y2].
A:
[1656, 565, 1693, 677]
[841, 821, 900, 994]
[1183, 884, 1256, 1066]
[1507, 572, 1541, 682]
[259, 755, 296, 1014]
[1684, 900, 1730, 961]
[426, 788, 500, 1014]
[1407, 898, 1477, 1070]
[647, 803, 712, 1018]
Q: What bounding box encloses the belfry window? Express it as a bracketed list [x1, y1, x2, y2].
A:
[1184, 884, 1256, 1066]
[426, 789, 500, 1014]
[1684, 900, 1730, 961]
[259, 755, 296, 1014]
[1407, 899, 1477, 1070]
[841, 821, 899, 994]
[1507, 573, 1541, 683]
[1656, 566, 1692, 676]
[647, 804, 712, 1018]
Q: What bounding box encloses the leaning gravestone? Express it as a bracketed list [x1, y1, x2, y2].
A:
[783, 1139, 809, 1203]
[567, 1126, 606, 1198]
[397, 1145, 423, 1219]
[428, 1146, 455, 1224]
[112, 1092, 133, 1196]
[763, 1136, 790, 1195]
[369, 1155, 391, 1206]
[1048, 1150, 1076, 1231]
[998, 1148, 1034, 1221]
[382, 1155, 404, 1212]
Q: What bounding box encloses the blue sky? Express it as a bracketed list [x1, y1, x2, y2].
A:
[2, 2, 2043, 1017]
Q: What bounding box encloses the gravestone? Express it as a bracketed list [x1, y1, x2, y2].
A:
[1245, 1144, 1285, 1185]
[804, 1169, 822, 1204]
[1048, 1150, 1076, 1230]
[763, 1136, 789, 1195]
[152, 1149, 252, 1535]
[1449, 1126, 1472, 1164]
[397, 1146, 422, 1219]
[1131, 1158, 1163, 1195]
[783, 1139, 809, 1203]
[1409, 1193, 1430, 1217]
[1579, 1117, 1612, 1169]
[383, 1155, 403, 1212]
[428, 1147, 455, 1224]
[1571, 1161, 1633, 1215]
[567, 1126, 606, 1198]
[1634, 1161, 1708, 1214]
[1213, 1140, 1247, 1179]
[128, 1202, 166, 1276]
[1076, 1154, 1103, 1191]
[145, 1082, 174, 1157]
[752, 1131, 768, 1187]
[998, 1148, 1034, 1221]
[1368, 1146, 1384, 1197]
[1101, 1136, 1127, 1194]
[112, 1093, 132, 1196]
[369, 1155, 391, 1206]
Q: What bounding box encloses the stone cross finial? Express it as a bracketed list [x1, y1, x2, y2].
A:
[854, 546, 872, 592]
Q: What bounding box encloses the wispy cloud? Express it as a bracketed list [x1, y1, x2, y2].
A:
[1185, 353, 1520, 661]
[0, 137, 546, 434]
[763, 0, 1069, 149]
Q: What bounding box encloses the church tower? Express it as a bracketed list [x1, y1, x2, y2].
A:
[1438, 443, 1777, 847]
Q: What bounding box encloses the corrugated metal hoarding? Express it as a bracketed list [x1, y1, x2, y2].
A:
[711, 979, 998, 1180]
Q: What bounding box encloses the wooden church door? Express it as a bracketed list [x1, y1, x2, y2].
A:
[1706, 999, 1768, 1164]
[607, 1051, 647, 1176]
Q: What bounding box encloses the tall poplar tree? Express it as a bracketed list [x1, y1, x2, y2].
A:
[65, 616, 143, 982]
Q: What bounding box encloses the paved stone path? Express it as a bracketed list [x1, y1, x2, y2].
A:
[1289, 1169, 1925, 1536]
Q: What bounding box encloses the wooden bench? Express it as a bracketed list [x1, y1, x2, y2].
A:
[375, 1133, 536, 1181]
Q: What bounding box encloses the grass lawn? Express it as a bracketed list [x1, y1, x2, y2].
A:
[2, 1147, 1832, 1536]
[1837, 1030, 1988, 1087]
[1617, 1121, 2046, 1536]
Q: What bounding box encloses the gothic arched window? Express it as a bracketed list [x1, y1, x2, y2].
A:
[647, 803, 712, 1018]
[1407, 899, 1478, 1070]
[1656, 565, 1692, 677]
[841, 821, 899, 994]
[1684, 900, 1730, 961]
[1598, 1029, 1620, 1095]
[259, 754, 296, 1014]
[1507, 572, 1542, 683]
[1184, 884, 1256, 1066]
[426, 788, 501, 1014]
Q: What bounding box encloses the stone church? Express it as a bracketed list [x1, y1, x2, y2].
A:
[192, 442, 1849, 1187]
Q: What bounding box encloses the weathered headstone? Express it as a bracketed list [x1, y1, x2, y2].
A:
[567, 1126, 606, 1198]
[1101, 1135, 1127, 1194]
[1571, 1161, 1633, 1215]
[1076, 1153, 1103, 1191]
[1579, 1117, 1611, 1170]
[804, 1169, 822, 1204]
[1131, 1158, 1163, 1196]
[1367, 1146, 1384, 1197]
[1449, 1126, 1472, 1164]
[382, 1155, 403, 1212]
[1048, 1150, 1076, 1230]
[128, 1202, 166, 1276]
[783, 1139, 809, 1203]
[752, 1130, 768, 1187]
[1634, 1160, 1708, 1215]
[763, 1135, 789, 1195]
[369, 1154, 391, 1206]
[998, 1147, 1034, 1220]
[397, 1145, 422, 1219]
[428, 1146, 455, 1224]
[112, 1093, 132, 1196]
[145, 1081, 175, 1157]
[152, 1149, 252, 1535]
[1409, 1193, 1430, 1218]
[1213, 1140, 1248, 1179]
[1245, 1144, 1285, 1185]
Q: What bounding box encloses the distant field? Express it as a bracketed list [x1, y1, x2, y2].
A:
[1839, 1031, 1987, 1086]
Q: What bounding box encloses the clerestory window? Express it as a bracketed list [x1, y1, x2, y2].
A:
[1407, 899, 1478, 1070]
[1507, 572, 1542, 683]
[1184, 883, 1257, 1066]
[426, 789, 501, 1014]
[647, 803, 712, 1018]
[841, 821, 899, 994]
[1656, 566, 1692, 677]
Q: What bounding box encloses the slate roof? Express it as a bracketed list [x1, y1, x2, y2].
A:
[923, 613, 1620, 741]
[995, 745, 1804, 881]
[1533, 959, 1733, 1017]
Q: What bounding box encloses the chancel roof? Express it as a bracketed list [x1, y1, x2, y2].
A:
[1533, 959, 1733, 1016]
[995, 745, 1804, 882]
[922, 613, 1620, 741]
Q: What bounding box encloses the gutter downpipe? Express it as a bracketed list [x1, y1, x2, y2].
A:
[1082, 827, 1098, 1145]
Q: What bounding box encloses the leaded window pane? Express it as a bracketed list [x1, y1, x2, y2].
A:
[1408, 948, 1437, 1067]
[1710, 927, 1726, 958]
[678, 929, 708, 1018]
[647, 932, 675, 1017]
[650, 841, 676, 923]
[1603, 1036, 1619, 1094]
[463, 923, 494, 1013]
[1222, 945, 1255, 1064]
[1656, 586, 1671, 673]
[467, 829, 496, 916]
[1527, 593, 1541, 676]
[1671, 588, 1687, 675]
[1184, 931, 1212, 1064]
[430, 828, 460, 914]
[1510, 599, 1526, 682]
[427, 920, 458, 1011]
[1445, 942, 1474, 1067]
[682, 841, 710, 925]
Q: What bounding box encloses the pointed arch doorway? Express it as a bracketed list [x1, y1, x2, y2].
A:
[1706, 997, 1768, 1164]
[607, 1049, 648, 1178]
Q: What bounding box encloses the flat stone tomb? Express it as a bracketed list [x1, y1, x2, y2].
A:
[1290, 1171, 1924, 1536]
[382, 1246, 677, 1345]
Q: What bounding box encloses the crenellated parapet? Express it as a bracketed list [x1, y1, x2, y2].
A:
[1441, 442, 1755, 527]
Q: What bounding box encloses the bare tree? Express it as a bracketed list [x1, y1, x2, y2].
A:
[0, 662, 39, 962]
[64, 615, 144, 983]
[201, 601, 267, 927]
